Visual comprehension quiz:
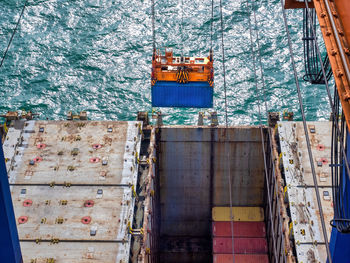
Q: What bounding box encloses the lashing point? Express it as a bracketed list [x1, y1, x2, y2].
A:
[81, 216, 92, 224]
[18, 216, 28, 224]
[23, 199, 33, 207]
[84, 200, 94, 207]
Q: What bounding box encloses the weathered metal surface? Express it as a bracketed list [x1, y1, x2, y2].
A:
[279, 122, 332, 187]
[157, 127, 265, 263]
[12, 185, 130, 241]
[313, 0, 350, 131]
[4, 120, 142, 262]
[159, 127, 265, 235]
[212, 207, 264, 222]
[294, 243, 327, 263]
[21, 242, 127, 263]
[213, 140, 265, 207]
[2, 123, 23, 173]
[7, 121, 140, 186]
[212, 222, 266, 237]
[212, 237, 268, 254]
[159, 138, 211, 236]
[159, 126, 263, 142]
[278, 121, 333, 263]
[213, 254, 269, 263]
[334, 0, 350, 48]
[286, 187, 332, 243]
[284, 0, 314, 9]
[271, 127, 295, 263]
[136, 129, 158, 263]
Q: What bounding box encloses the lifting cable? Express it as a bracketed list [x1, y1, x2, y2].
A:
[303, 0, 350, 234]
[210, 0, 214, 53]
[279, 1, 332, 261]
[302, 8, 332, 84]
[151, 0, 156, 52]
[245, 1, 280, 262]
[0, 0, 29, 69]
[218, 0, 235, 261]
[180, 0, 184, 57]
[251, 1, 287, 260]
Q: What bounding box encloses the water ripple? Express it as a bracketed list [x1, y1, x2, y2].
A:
[0, 0, 332, 125]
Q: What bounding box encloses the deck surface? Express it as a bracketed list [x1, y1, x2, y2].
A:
[278, 121, 332, 262]
[4, 120, 142, 263]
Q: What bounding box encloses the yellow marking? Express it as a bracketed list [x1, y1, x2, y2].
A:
[212, 207, 264, 222]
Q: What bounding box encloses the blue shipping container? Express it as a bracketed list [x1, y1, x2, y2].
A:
[152, 81, 213, 108]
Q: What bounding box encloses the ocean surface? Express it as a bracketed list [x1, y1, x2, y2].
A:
[0, 0, 333, 125]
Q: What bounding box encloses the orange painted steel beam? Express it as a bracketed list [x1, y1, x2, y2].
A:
[285, 0, 313, 9]
[313, 0, 350, 130]
[334, 0, 350, 53]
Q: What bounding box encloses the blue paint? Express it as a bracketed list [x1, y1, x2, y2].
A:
[152, 81, 213, 108]
[329, 130, 350, 263]
[0, 144, 22, 263]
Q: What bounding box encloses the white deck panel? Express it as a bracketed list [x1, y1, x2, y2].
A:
[3, 125, 23, 172]
[12, 185, 132, 241]
[21, 242, 128, 263]
[278, 121, 333, 263]
[7, 121, 140, 186]
[295, 243, 327, 263]
[4, 120, 142, 263]
[279, 121, 332, 187]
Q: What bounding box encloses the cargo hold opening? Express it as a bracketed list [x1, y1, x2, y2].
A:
[141, 126, 285, 263]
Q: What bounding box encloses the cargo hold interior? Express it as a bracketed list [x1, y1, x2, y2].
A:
[147, 126, 278, 263]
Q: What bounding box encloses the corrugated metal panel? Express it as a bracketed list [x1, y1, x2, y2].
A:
[212, 207, 264, 222]
[212, 222, 266, 237]
[212, 237, 268, 254]
[213, 254, 269, 263]
[151, 81, 213, 108]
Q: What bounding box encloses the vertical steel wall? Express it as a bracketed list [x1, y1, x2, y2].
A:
[264, 130, 287, 263]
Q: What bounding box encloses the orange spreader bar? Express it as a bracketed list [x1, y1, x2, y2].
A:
[151, 48, 214, 86]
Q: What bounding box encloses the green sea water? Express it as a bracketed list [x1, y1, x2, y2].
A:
[0, 0, 333, 125]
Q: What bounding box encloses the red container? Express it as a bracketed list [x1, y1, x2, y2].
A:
[213, 237, 268, 254]
[213, 254, 269, 263]
[212, 221, 266, 238]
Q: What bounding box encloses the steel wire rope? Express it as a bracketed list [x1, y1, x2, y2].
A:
[302, 8, 332, 84]
[151, 0, 156, 51]
[0, 0, 29, 69]
[180, 0, 184, 57]
[218, 0, 235, 261]
[303, 0, 350, 234]
[279, 1, 332, 261]
[245, 1, 280, 261]
[210, 0, 214, 52]
[330, 88, 350, 233]
[250, 1, 287, 260]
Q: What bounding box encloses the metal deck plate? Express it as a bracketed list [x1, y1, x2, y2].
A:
[278, 121, 333, 262]
[12, 185, 130, 241]
[20, 242, 128, 263]
[4, 120, 142, 263]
